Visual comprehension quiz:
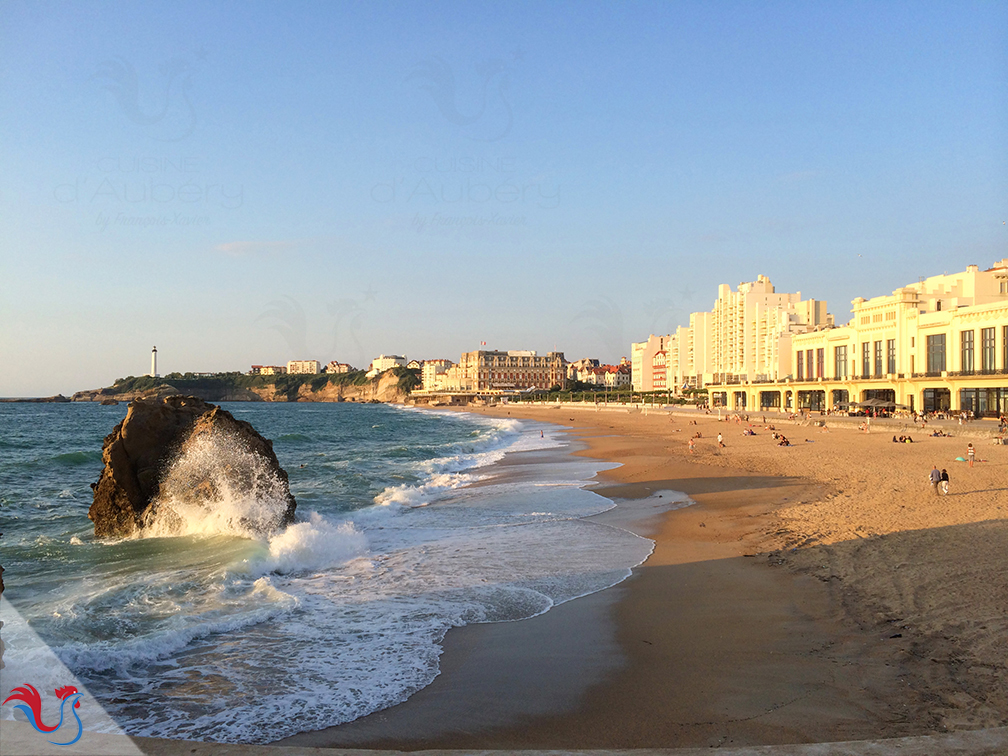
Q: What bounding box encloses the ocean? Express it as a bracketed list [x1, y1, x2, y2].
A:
[0, 402, 656, 743]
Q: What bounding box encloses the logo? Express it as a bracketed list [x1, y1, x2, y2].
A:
[3, 683, 84, 746]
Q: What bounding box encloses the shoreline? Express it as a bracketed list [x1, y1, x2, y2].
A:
[280, 403, 1008, 750]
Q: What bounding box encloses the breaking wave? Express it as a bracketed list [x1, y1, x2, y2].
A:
[145, 428, 294, 538]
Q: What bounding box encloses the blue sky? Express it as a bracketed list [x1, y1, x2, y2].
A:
[1, 1, 1005, 396]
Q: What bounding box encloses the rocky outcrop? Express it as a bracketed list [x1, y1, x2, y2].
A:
[71, 373, 410, 404]
[73, 385, 182, 403]
[89, 396, 296, 538]
[0, 394, 71, 403]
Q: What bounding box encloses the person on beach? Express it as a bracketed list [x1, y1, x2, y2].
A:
[940, 468, 950, 495]
[967, 443, 975, 467]
[717, 432, 724, 448]
[929, 465, 942, 495]
[688, 437, 695, 454]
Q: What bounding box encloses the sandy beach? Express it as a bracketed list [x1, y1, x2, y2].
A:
[280, 403, 1008, 751]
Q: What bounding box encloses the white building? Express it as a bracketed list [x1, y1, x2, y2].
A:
[367, 354, 407, 378]
[421, 359, 454, 391]
[631, 334, 674, 391]
[634, 275, 832, 393]
[324, 361, 354, 374]
[287, 360, 321, 375]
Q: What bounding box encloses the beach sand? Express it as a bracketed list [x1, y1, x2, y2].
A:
[280, 405, 1008, 750]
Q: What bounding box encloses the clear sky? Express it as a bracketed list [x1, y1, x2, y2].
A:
[1, 1, 1005, 396]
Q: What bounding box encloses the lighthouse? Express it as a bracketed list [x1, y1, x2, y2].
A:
[151, 346, 158, 378]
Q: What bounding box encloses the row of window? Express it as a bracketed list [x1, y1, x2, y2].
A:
[797, 326, 1008, 379]
[927, 326, 1003, 373]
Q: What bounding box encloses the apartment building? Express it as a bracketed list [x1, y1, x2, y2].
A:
[421, 359, 454, 391]
[631, 334, 674, 391]
[287, 360, 321, 375]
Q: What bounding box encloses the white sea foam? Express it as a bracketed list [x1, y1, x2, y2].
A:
[146, 428, 293, 539]
[256, 512, 369, 574]
[372, 412, 562, 508]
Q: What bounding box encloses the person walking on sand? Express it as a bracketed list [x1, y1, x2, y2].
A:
[929, 465, 942, 495]
[940, 468, 950, 495]
[688, 437, 695, 454]
[717, 432, 724, 448]
[967, 442, 975, 467]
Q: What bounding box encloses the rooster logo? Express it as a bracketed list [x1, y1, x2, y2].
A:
[3, 684, 84, 746]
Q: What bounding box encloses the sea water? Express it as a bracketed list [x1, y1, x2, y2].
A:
[0, 402, 655, 743]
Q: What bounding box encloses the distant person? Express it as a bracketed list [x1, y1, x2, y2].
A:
[717, 432, 724, 448]
[929, 465, 942, 495]
[688, 437, 695, 454]
[967, 443, 975, 467]
[940, 468, 949, 495]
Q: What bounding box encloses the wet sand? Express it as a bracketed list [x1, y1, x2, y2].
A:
[279, 405, 1008, 750]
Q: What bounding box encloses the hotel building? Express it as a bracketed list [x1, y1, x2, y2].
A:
[453, 350, 567, 392]
[706, 262, 1008, 417]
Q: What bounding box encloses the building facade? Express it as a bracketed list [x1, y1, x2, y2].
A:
[631, 334, 674, 391]
[632, 276, 829, 394]
[250, 365, 288, 376]
[287, 360, 321, 375]
[456, 350, 567, 392]
[707, 262, 1008, 416]
[324, 361, 353, 374]
[421, 359, 454, 391]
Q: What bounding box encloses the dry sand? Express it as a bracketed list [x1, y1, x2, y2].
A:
[281, 404, 1008, 751]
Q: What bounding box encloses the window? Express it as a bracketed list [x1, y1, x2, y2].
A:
[807, 349, 814, 379]
[887, 339, 896, 374]
[874, 341, 883, 378]
[834, 345, 848, 379]
[816, 348, 824, 379]
[926, 333, 946, 373]
[961, 330, 974, 373]
[796, 350, 804, 380]
[983, 327, 996, 372]
[861, 342, 870, 378]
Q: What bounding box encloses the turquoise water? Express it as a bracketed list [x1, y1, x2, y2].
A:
[0, 402, 652, 743]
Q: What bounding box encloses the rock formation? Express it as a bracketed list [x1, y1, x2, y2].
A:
[89, 396, 296, 538]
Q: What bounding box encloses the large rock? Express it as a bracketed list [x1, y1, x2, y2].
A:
[89, 396, 296, 537]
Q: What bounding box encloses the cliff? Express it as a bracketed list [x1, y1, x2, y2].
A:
[72, 369, 419, 404]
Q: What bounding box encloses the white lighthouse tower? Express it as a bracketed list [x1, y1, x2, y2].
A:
[151, 346, 158, 378]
